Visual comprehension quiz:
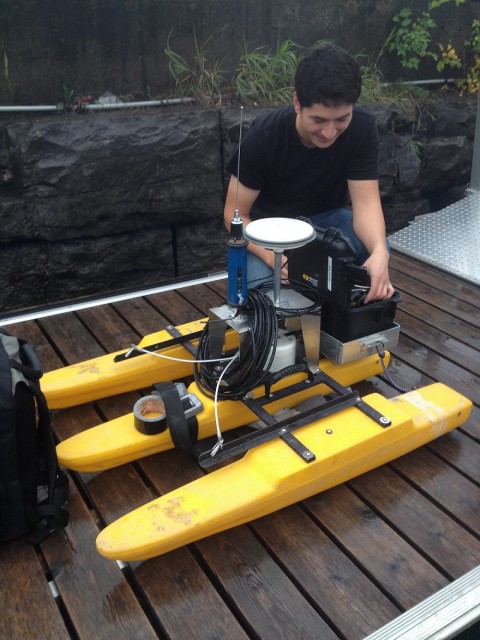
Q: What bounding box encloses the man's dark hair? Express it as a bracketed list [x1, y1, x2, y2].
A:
[294, 44, 362, 108]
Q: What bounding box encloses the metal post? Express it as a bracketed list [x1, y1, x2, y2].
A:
[469, 90, 480, 191]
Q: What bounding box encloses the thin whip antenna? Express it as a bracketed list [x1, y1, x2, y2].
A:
[234, 106, 244, 219]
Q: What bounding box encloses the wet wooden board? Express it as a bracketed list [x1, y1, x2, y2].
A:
[0, 254, 479, 640]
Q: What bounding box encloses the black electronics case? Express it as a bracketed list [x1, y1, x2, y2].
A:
[288, 224, 400, 342]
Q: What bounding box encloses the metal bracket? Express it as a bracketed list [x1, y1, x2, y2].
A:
[113, 326, 202, 362]
[198, 365, 393, 468]
[198, 388, 360, 469]
[279, 430, 316, 463]
[355, 398, 391, 427]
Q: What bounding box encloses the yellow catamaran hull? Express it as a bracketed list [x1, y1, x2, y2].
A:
[56, 352, 386, 472]
[96, 382, 471, 561]
[42, 318, 239, 409]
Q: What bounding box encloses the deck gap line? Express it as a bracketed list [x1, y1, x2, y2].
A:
[389, 343, 480, 404]
[67, 465, 107, 529]
[388, 463, 480, 541]
[391, 280, 480, 315]
[299, 500, 407, 612]
[246, 517, 351, 640]
[389, 266, 480, 311]
[184, 542, 261, 640]
[345, 478, 454, 583]
[395, 297, 480, 338]
[132, 459, 163, 497]
[71, 309, 125, 359]
[425, 442, 480, 488]
[37, 548, 80, 640]
[35, 318, 72, 368]
[395, 305, 480, 351]
[111, 301, 147, 340]
[458, 425, 480, 445]
[92, 300, 145, 343]
[389, 253, 480, 305]
[92, 391, 143, 425]
[115, 561, 171, 640]
[113, 292, 173, 338]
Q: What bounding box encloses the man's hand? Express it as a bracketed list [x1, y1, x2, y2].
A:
[362, 248, 395, 303]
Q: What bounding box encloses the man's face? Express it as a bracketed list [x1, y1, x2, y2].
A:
[293, 93, 353, 149]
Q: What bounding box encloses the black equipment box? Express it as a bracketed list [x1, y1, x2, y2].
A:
[320, 291, 401, 342]
[288, 224, 400, 342]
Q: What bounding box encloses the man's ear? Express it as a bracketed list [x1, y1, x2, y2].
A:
[292, 92, 302, 114]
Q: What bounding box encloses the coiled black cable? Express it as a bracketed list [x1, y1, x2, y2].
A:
[194, 288, 278, 400]
[256, 279, 323, 317]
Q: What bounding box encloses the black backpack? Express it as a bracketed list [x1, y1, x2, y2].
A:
[0, 328, 69, 543]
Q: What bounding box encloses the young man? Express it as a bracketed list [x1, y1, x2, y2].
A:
[223, 43, 394, 303]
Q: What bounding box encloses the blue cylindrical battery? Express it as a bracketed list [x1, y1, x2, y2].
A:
[227, 236, 248, 305]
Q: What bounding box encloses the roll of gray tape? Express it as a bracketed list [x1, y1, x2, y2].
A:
[133, 394, 168, 435]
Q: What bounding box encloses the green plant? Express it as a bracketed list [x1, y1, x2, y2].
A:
[164, 29, 227, 106]
[234, 39, 301, 106]
[358, 59, 429, 126]
[456, 18, 480, 94]
[385, 0, 466, 70]
[404, 137, 424, 158]
[62, 84, 75, 105]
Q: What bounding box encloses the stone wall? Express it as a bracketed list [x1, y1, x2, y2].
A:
[0, 94, 477, 314]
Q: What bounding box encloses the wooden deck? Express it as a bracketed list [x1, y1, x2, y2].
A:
[1, 250, 479, 640]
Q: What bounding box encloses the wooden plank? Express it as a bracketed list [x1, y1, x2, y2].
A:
[348, 465, 480, 578]
[0, 541, 69, 640]
[391, 271, 480, 332]
[76, 304, 146, 352]
[427, 429, 480, 483]
[197, 526, 340, 640]
[147, 289, 211, 324]
[176, 283, 226, 314]
[390, 253, 480, 308]
[37, 313, 106, 364]
[394, 290, 480, 348]
[391, 335, 480, 406]
[140, 451, 340, 640]
[205, 278, 228, 299]
[395, 308, 480, 374]
[389, 448, 480, 535]
[304, 484, 449, 609]
[252, 506, 401, 639]
[41, 481, 159, 640]
[131, 547, 252, 640]
[111, 296, 172, 337]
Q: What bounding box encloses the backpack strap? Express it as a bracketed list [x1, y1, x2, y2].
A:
[11, 338, 43, 381]
[26, 379, 69, 543]
[0, 332, 27, 540]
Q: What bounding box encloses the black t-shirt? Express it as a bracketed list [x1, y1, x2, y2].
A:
[226, 104, 379, 219]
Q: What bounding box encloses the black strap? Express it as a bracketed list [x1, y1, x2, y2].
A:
[152, 382, 198, 457]
[27, 471, 69, 544]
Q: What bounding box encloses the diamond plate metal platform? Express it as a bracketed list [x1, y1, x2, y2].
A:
[389, 191, 480, 286]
